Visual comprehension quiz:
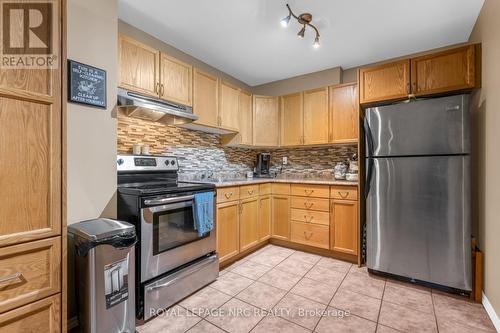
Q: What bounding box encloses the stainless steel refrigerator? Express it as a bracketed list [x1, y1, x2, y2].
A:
[365, 94, 471, 291]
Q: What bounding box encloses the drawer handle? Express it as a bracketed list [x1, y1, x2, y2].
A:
[304, 189, 314, 195]
[304, 202, 314, 209]
[248, 189, 254, 195]
[304, 231, 313, 240]
[304, 215, 314, 223]
[338, 191, 349, 199]
[0, 272, 23, 285]
[225, 192, 233, 199]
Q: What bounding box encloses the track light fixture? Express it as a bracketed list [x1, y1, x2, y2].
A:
[281, 3, 320, 48]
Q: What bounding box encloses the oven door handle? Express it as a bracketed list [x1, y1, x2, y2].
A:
[144, 195, 195, 206]
[145, 255, 218, 292]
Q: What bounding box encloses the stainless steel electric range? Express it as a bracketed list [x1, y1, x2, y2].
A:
[116, 155, 218, 321]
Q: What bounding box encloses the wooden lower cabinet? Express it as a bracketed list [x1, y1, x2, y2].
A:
[0, 237, 61, 313]
[0, 294, 61, 333]
[239, 197, 259, 251]
[330, 199, 358, 255]
[259, 195, 271, 241]
[216, 201, 240, 262]
[291, 222, 329, 249]
[271, 195, 290, 240]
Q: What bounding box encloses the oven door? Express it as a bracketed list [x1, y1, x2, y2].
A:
[140, 193, 216, 282]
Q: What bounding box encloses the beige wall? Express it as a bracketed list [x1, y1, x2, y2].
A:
[469, 0, 500, 318]
[252, 67, 342, 96]
[118, 20, 252, 92]
[67, 0, 118, 323]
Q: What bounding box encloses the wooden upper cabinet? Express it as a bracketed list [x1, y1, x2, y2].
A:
[280, 92, 304, 146]
[411, 45, 480, 96]
[329, 84, 359, 144]
[159, 53, 192, 106]
[253, 95, 279, 147]
[219, 81, 240, 130]
[303, 87, 329, 145]
[193, 69, 218, 127]
[359, 59, 410, 104]
[118, 34, 159, 97]
[239, 90, 253, 145]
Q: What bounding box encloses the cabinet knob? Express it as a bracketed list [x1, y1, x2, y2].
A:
[225, 192, 233, 199]
[304, 231, 313, 240]
[304, 201, 314, 209]
[304, 189, 314, 195]
[248, 189, 254, 194]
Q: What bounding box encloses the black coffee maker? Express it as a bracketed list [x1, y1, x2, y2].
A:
[255, 152, 271, 178]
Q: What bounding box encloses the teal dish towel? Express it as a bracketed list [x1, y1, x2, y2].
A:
[193, 192, 214, 237]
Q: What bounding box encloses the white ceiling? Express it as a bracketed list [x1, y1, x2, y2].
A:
[118, 0, 484, 86]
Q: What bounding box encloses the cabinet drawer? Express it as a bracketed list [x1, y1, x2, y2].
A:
[0, 294, 61, 332]
[272, 183, 290, 195]
[291, 222, 329, 249]
[0, 237, 61, 313]
[291, 208, 329, 226]
[240, 184, 259, 199]
[330, 186, 358, 200]
[259, 183, 271, 196]
[291, 197, 330, 212]
[291, 184, 330, 198]
[217, 186, 240, 203]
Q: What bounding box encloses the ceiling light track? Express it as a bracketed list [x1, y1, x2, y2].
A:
[281, 3, 320, 48]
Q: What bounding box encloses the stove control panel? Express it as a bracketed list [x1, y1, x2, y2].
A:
[117, 155, 178, 172]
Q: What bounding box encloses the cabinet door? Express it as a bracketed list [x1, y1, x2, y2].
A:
[219, 81, 240, 130]
[272, 195, 290, 240]
[259, 195, 271, 241]
[411, 45, 479, 96]
[253, 95, 279, 147]
[303, 87, 329, 145]
[118, 34, 159, 97]
[329, 84, 358, 143]
[159, 53, 192, 106]
[359, 60, 410, 104]
[331, 199, 358, 255]
[0, 97, 61, 247]
[240, 197, 259, 251]
[280, 92, 304, 146]
[193, 69, 218, 127]
[216, 201, 239, 262]
[239, 90, 253, 145]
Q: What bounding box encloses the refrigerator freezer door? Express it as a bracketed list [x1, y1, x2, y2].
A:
[365, 95, 470, 157]
[366, 155, 471, 291]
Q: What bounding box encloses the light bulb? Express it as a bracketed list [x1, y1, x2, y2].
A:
[313, 36, 320, 48]
[281, 15, 290, 27]
[297, 26, 305, 38]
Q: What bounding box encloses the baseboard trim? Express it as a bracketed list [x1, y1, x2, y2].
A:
[68, 316, 79, 330]
[482, 291, 500, 332]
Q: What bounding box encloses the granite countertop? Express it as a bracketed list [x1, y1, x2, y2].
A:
[187, 177, 358, 188]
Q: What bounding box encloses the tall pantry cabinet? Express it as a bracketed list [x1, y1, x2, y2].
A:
[0, 1, 64, 332]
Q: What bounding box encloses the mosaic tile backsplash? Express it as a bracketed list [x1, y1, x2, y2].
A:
[117, 109, 357, 178]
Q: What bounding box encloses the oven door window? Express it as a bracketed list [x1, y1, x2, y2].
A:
[152, 201, 208, 254]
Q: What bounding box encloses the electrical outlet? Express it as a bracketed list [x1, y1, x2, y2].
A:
[282, 156, 288, 165]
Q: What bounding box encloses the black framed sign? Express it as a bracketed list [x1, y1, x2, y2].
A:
[68, 60, 107, 108]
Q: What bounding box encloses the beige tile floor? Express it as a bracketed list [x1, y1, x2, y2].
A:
[137, 244, 496, 333]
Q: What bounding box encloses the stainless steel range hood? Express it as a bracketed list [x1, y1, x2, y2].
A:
[117, 88, 198, 125]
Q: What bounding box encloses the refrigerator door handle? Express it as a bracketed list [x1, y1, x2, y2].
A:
[364, 116, 374, 158]
[365, 158, 374, 199]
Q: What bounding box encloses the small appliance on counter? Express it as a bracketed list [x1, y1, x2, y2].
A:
[254, 152, 272, 178]
[346, 153, 359, 182]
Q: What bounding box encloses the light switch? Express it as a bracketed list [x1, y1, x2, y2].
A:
[282, 157, 288, 165]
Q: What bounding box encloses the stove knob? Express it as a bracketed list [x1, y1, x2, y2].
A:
[164, 160, 170, 166]
[117, 158, 124, 166]
[171, 160, 176, 166]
